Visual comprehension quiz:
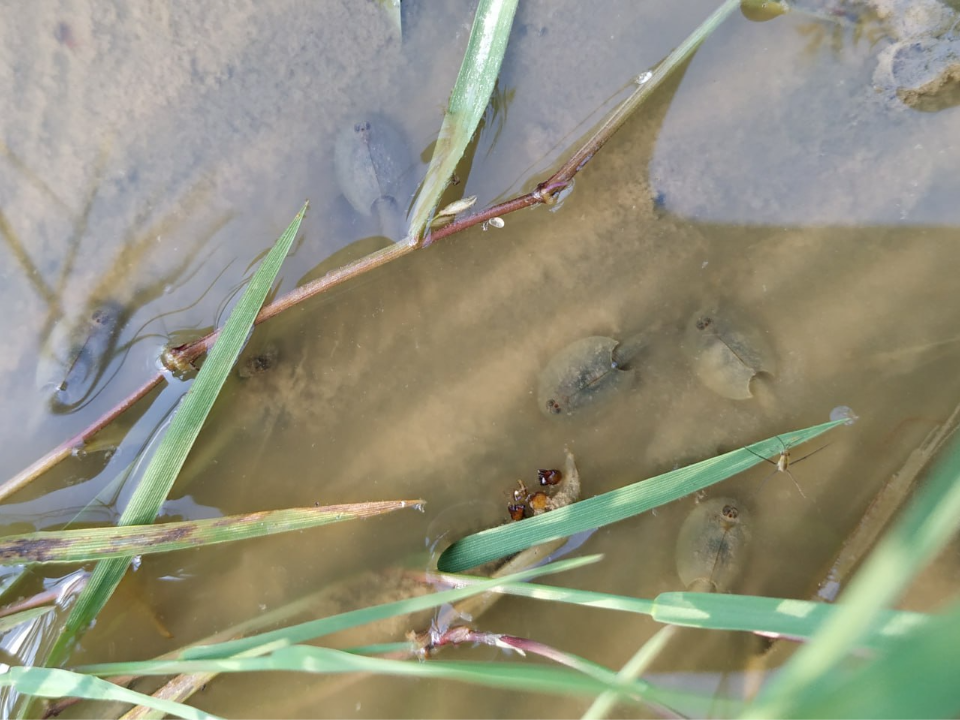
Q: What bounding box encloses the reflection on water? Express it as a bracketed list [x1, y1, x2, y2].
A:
[2, 1, 960, 717]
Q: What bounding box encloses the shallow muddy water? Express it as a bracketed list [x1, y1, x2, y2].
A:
[2, 1, 960, 717]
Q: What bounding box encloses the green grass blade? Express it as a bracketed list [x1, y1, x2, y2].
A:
[76, 644, 736, 717]
[781, 597, 960, 718]
[406, 0, 518, 241]
[745, 417, 960, 716]
[79, 646, 648, 703]
[45, 203, 307, 668]
[0, 666, 218, 720]
[0, 500, 420, 564]
[651, 593, 927, 652]
[582, 625, 680, 720]
[79, 555, 601, 666]
[430, 572, 656, 613]
[439, 419, 848, 572]
[0, 606, 53, 632]
[422, 577, 926, 652]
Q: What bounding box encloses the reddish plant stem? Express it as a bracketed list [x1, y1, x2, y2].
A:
[0, 374, 164, 502]
[0, 160, 580, 501]
[2, 3, 712, 500]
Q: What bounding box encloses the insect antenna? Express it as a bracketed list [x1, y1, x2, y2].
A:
[744, 436, 832, 500]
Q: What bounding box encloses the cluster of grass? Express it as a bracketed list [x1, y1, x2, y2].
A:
[1, 1, 959, 718]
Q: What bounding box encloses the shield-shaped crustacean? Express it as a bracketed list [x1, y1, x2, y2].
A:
[334, 114, 414, 242]
[537, 333, 647, 417]
[683, 309, 776, 400]
[675, 497, 751, 593]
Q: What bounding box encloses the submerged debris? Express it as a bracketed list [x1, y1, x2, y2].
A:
[508, 448, 581, 520]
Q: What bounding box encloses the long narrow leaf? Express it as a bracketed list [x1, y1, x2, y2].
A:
[406, 0, 518, 241]
[0, 666, 216, 720]
[78, 555, 601, 666]
[45, 204, 307, 668]
[78, 646, 649, 705]
[439, 419, 848, 572]
[0, 500, 420, 564]
[651, 593, 927, 652]
[77, 643, 739, 718]
[424, 578, 925, 652]
[0, 606, 53, 633]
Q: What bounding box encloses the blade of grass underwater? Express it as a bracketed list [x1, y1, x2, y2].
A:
[406, 0, 518, 241]
[79, 644, 739, 718]
[429, 572, 656, 613]
[77, 646, 648, 705]
[424, 578, 925, 652]
[84, 555, 601, 665]
[438, 419, 849, 572]
[745, 412, 960, 717]
[44, 203, 307, 669]
[0, 606, 53, 632]
[0, 500, 421, 564]
[0, 666, 216, 720]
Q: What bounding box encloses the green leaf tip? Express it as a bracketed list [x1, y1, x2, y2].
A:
[438, 418, 849, 572]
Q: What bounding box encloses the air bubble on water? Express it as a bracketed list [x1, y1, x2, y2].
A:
[131, 555, 142, 572]
[830, 406, 858, 425]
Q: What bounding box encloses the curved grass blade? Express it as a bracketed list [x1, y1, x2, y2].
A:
[43, 203, 308, 670]
[0, 500, 421, 565]
[0, 666, 217, 720]
[406, 0, 518, 242]
[439, 419, 849, 572]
